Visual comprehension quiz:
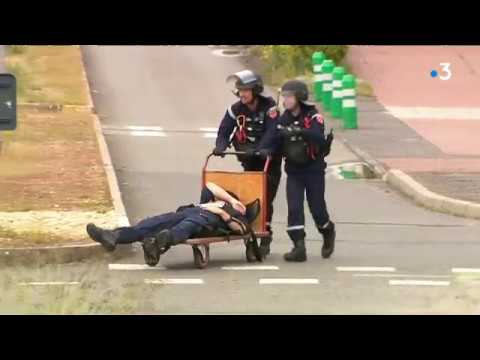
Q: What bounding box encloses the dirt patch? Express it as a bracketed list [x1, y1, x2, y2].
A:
[0, 109, 113, 213]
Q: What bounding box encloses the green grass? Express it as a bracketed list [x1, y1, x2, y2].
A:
[0, 263, 158, 314]
[5, 46, 88, 105]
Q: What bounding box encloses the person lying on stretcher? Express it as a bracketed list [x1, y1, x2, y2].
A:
[86, 182, 260, 266]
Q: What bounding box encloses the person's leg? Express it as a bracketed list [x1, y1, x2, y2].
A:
[87, 211, 186, 253]
[305, 171, 336, 258]
[143, 211, 218, 267]
[284, 173, 307, 262]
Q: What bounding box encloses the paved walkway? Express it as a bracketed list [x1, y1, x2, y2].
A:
[333, 46, 480, 204]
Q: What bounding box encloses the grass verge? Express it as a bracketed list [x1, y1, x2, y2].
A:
[5, 45, 89, 105]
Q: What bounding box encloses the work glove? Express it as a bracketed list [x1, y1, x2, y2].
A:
[212, 147, 226, 157]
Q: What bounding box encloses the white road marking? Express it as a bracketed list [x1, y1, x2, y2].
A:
[144, 278, 204, 285]
[221, 265, 279, 271]
[452, 268, 480, 274]
[199, 127, 218, 132]
[109, 264, 166, 271]
[337, 266, 396, 272]
[19, 282, 80, 286]
[354, 274, 451, 279]
[386, 106, 480, 120]
[389, 280, 450, 287]
[130, 131, 167, 137]
[102, 125, 164, 131]
[103, 129, 167, 137]
[203, 133, 217, 138]
[259, 278, 319, 285]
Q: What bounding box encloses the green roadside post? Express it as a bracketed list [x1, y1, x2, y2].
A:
[312, 52, 325, 102]
[342, 74, 358, 129]
[331, 66, 345, 119]
[320, 60, 334, 112]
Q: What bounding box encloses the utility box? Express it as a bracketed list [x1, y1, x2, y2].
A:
[0, 74, 16, 131]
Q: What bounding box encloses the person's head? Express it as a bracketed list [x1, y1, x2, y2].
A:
[280, 80, 309, 112]
[226, 70, 264, 105]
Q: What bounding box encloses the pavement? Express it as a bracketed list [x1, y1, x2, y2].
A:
[342, 46, 480, 205]
[2, 46, 480, 314]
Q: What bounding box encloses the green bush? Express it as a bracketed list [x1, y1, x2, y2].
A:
[257, 45, 348, 86]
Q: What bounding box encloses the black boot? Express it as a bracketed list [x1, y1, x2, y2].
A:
[259, 226, 273, 257]
[142, 230, 174, 267]
[284, 239, 307, 262]
[86, 223, 117, 252]
[319, 221, 336, 259]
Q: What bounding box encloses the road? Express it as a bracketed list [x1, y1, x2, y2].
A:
[4, 46, 480, 314]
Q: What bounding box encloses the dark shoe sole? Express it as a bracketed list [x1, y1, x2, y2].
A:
[142, 238, 160, 267]
[283, 252, 307, 262]
[86, 223, 116, 252]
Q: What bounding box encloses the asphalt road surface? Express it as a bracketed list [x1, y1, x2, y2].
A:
[6, 46, 480, 315]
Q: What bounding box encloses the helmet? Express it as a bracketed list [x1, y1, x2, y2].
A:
[226, 70, 264, 96]
[281, 80, 309, 102]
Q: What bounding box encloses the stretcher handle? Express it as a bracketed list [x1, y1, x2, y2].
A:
[203, 151, 271, 177]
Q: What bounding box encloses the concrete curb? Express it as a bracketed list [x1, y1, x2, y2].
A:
[0, 46, 133, 266]
[80, 46, 130, 228]
[334, 121, 480, 221]
[383, 169, 480, 220]
[0, 243, 133, 267]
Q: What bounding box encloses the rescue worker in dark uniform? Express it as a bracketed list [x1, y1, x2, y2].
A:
[212, 70, 282, 258]
[257, 80, 335, 262]
[85, 182, 260, 266]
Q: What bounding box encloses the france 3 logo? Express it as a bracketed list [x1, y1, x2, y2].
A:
[430, 63, 452, 80]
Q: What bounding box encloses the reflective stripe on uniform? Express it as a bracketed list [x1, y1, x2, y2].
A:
[287, 225, 305, 231]
[227, 106, 235, 119]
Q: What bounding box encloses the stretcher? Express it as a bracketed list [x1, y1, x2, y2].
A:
[183, 151, 270, 269]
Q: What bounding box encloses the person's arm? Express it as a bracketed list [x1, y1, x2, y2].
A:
[205, 182, 246, 215]
[256, 120, 283, 156]
[301, 113, 328, 147]
[201, 205, 245, 233]
[214, 108, 236, 153]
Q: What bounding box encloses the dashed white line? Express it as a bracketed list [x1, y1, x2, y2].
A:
[386, 106, 480, 120]
[354, 274, 451, 279]
[389, 280, 450, 287]
[18, 282, 80, 286]
[202, 133, 217, 138]
[452, 268, 480, 274]
[109, 264, 166, 271]
[259, 278, 319, 285]
[144, 279, 204, 285]
[222, 265, 279, 271]
[199, 127, 218, 132]
[337, 266, 396, 272]
[102, 125, 164, 131]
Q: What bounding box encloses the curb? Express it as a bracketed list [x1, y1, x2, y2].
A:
[0, 46, 133, 266]
[80, 45, 130, 228]
[333, 118, 480, 221]
[384, 169, 480, 220]
[0, 243, 133, 267]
